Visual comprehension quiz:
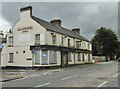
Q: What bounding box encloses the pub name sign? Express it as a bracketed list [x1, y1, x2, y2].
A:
[17, 26, 33, 33]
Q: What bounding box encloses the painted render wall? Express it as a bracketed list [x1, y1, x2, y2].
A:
[6, 15, 47, 67]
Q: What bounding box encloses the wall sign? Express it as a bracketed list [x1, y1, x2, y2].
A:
[17, 26, 33, 33]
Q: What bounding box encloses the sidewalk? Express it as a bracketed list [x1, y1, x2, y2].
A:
[0, 63, 96, 82]
[1, 70, 29, 82]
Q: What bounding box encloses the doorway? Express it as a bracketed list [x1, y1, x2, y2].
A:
[61, 51, 68, 67]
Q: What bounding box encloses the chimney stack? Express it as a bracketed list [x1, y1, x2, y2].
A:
[50, 19, 61, 27]
[72, 28, 80, 34]
[20, 6, 32, 18]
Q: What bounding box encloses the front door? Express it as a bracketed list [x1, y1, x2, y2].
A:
[61, 51, 68, 67]
[34, 51, 40, 65]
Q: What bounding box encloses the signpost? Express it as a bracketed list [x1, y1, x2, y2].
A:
[0, 44, 3, 67]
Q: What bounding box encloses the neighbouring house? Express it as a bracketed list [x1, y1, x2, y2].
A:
[1, 6, 92, 68]
[0, 31, 6, 67]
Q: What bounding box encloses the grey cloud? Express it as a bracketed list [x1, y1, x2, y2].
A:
[2, 2, 118, 40]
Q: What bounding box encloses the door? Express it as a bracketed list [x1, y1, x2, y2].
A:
[61, 51, 68, 67]
[34, 51, 40, 65]
[42, 50, 48, 65]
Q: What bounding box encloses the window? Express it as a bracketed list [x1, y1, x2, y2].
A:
[52, 35, 56, 44]
[82, 53, 84, 62]
[9, 37, 13, 45]
[68, 39, 70, 47]
[68, 52, 72, 62]
[49, 51, 57, 64]
[78, 53, 81, 61]
[35, 34, 40, 43]
[88, 44, 90, 50]
[61, 36, 64, 45]
[88, 54, 91, 61]
[9, 53, 13, 63]
[76, 41, 81, 48]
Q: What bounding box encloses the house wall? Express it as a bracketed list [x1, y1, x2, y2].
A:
[6, 14, 46, 67]
[3, 6, 92, 67]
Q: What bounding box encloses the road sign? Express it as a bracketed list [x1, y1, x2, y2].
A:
[0, 44, 3, 48]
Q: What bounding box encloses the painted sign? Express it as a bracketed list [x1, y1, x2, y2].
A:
[17, 26, 33, 33]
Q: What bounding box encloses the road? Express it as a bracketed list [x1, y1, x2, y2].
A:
[2, 61, 119, 89]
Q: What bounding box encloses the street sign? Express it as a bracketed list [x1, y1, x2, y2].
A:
[0, 44, 3, 48]
[31, 49, 36, 54]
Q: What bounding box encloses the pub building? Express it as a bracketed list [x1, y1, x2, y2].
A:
[1, 6, 92, 68]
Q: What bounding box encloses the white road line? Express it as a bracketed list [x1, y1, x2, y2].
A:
[61, 76, 73, 80]
[61, 74, 81, 80]
[97, 81, 108, 88]
[88, 70, 91, 72]
[113, 73, 119, 78]
[35, 82, 51, 87]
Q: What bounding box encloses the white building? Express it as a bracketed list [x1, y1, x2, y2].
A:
[1, 6, 92, 68]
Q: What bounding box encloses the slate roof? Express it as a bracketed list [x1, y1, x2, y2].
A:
[32, 16, 89, 42]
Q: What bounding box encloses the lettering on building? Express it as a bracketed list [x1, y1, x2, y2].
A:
[17, 26, 33, 33]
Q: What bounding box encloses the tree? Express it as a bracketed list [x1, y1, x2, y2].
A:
[91, 27, 120, 60]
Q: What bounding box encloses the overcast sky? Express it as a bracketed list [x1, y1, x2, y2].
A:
[1, 2, 119, 40]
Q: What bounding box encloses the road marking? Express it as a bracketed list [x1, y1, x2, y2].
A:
[61, 76, 73, 80]
[35, 82, 51, 87]
[61, 74, 81, 80]
[97, 81, 108, 88]
[113, 73, 119, 78]
[88, 70, 91, 72]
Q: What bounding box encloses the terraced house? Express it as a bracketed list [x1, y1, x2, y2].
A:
[1, 6, 92, 68]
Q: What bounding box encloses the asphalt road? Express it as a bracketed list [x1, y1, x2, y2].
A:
[2, 61, 119, 89]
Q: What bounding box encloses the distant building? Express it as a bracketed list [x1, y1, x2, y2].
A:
[1, 6, 92, 68]
[0, 31, 6, 67]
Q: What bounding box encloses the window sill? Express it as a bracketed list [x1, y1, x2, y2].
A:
[8, 61, 14, 63]
[8, 45, 13, 47]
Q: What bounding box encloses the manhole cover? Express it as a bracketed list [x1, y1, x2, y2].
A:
[97, 77, 107, 80]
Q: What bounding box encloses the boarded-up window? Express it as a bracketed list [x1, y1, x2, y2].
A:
[68, 52, 72, 62]
[49, 51, 57, 64]
[88, 54, 91, 61]
[82, 53, 84, 62]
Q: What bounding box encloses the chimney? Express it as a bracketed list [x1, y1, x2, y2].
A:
[72, 28, 80, 34]
[20, 6, 32, 18]
[50, 19, 61, 27]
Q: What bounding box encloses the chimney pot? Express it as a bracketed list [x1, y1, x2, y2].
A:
[50, 19, 61, 27]
[72, 28, 80, 34]
[20, 6, 32, 12]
